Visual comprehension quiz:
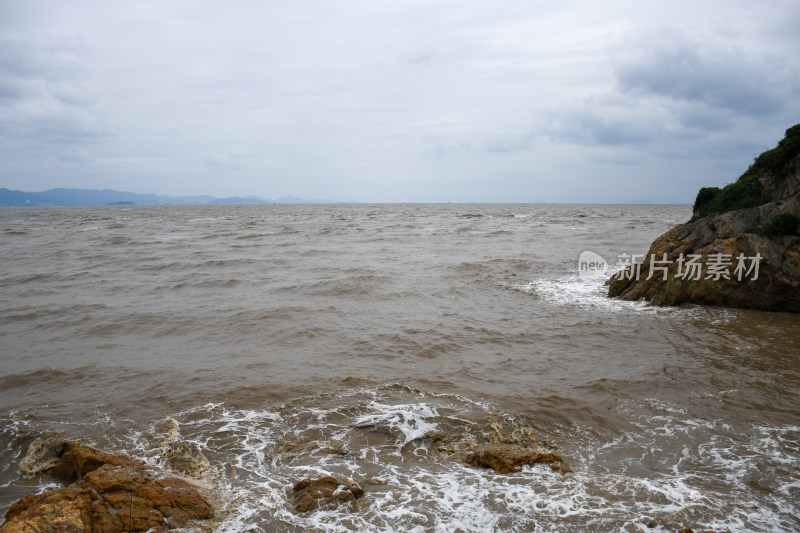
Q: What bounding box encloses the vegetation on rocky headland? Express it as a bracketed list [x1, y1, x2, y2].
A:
[693, 124, 800, 221]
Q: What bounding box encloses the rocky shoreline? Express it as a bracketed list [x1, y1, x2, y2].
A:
[0, 434, 733, 532]
[1, 437, 570, 532]
[608, 124, 800, 312]
[0, 441, 214, 533]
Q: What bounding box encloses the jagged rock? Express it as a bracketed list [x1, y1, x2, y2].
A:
[45, 441, 136, 482]
[463, 447, 567, 474]
[1, 441, 213, 533]
[608, 125, 800, 312]
[291, 476, 364, 512]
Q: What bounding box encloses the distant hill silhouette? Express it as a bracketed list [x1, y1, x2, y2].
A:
[0, 188, 333, 206]
[207, 196, 269, 205]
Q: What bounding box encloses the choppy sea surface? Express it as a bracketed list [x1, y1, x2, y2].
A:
[1, 204, 798, 532]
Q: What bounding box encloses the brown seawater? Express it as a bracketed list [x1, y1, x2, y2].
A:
[0, 204, 798, 532]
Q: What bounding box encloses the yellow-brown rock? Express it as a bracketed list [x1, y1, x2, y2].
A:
[291, 476, 364, 512]
[464, 447, 566, 474]
[1, 441, 213, 533]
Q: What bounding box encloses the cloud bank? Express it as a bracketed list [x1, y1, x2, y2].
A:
[1, 0, 798, 203]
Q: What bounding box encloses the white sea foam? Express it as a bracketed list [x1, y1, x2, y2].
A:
[513, 276, 655, 313]
[353, 401, 439, 451]
[4, 385, 798, 532]
[513, 274, 741, 325]
[108, 388, 800, 531]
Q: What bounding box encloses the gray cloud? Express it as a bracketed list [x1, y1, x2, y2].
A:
[0, 1, 799, 202]
[0, 35, 104, 153]
[538, 28, 800, 166]
[615, 34, 799, 117]
[543, 112, 654, 147]
[0, 77, 26, 100]
[673, 104, 735, 133]
[538, 93, 664, 148]
[0, 37, 85, 82]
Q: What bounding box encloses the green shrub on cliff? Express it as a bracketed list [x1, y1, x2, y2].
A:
[750, 213, 800, 237]
[693, 124, 800, 219]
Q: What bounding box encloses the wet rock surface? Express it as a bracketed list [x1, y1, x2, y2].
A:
[607, 212, 800, 311]
[291, 476, 364, 512]
[464, 447, 568, 474]
[1, 441, 213, 533]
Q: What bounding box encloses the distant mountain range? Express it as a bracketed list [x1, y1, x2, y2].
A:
[0, 188, 334, 207]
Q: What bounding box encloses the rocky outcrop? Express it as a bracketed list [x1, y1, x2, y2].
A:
[291, 476, 364, 512]
[464, 447, 569, 474]
[1, 441, 213, 533]
[608, 125, 800, 312]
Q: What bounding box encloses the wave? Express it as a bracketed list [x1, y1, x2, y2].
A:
[4, 382, 791, 531]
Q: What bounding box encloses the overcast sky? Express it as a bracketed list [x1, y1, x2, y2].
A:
[1, 1, 798, 203]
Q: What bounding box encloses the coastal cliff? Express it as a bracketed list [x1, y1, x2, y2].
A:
[608, 124, 800, 312]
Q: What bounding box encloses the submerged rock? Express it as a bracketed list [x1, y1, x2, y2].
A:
[145, 418, 211, 479]
[608, 124, 800, 312]
[464, 447, 568, 474]
[1, 440, 213, 533]
[291, 476, 364, 512]
[164, 441, 211, 478]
